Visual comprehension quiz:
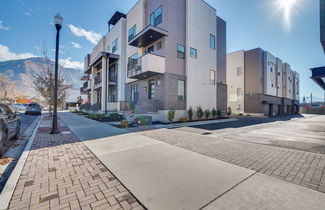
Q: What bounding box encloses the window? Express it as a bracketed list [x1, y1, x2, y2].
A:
[278, 84, 281, 90]
[270, 66, 274, 72]
[112, 39, 118, 53]
[148, 79, 155, 99]
[107, 45, 110, 52]
[131, 84, 139, 103]
[270, 80, 274, 88]
[177, 44, 185, 59]
[157, 41, 162, 50]
[289, 89, 291, 93]
[128, 25, 136, 41]
[178, 80, 185, 100]
[237, 67, 242, 76]
[210, 34, 215, 49]
[237, 88, 242, 97]
[156, 78, 161, 86]
[210, 70, 215, 85]
[147, 46, 154, 54]
[150, 6, 162, 26]
[128, 53, 139, 70]
[278, 71, 281, 76]
[190, 47, 197, 59]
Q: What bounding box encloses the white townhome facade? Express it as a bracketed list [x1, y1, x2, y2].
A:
[81, 0, 227, 122]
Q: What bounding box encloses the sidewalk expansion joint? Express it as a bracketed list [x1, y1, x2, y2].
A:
[198, 171, 258, 210]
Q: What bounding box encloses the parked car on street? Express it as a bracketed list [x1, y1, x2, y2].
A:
[11, 103, 28, 112]
[25, 103, 42, 115]
[0, 104, 20, 156]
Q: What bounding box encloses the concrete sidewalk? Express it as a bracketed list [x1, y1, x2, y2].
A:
[60, 112, 325, 210]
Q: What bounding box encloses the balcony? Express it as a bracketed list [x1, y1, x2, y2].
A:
[80, 82, 90, 95]
[128, 25, 168, 48]
[94, 74, 102, 89]
[81, 74, 89, 81]
[127, 53, 165, 80]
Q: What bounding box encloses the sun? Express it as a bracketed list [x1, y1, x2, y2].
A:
[275, 0, 300, 31]
[278, 0, 297, 9]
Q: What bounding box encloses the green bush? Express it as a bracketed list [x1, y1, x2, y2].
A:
[212, 108, 217, 119]
[204, 109, 210, 119]
[168, 109, 176, 122]
[108, 113, 124, 121]
[217, 109, 222, 117]
[88, 113, 104, 119]
[188, 107, 193, 121]
[136, 116, 152, 125]
[196, 106, 203, 120]
[227, 107, 232, 116]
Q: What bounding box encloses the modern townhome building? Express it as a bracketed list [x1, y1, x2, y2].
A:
[227, 48, 300, 116]
[80, 12, 127, 111]
[124, 0, 227, 121]
[81, 0, 227, 122]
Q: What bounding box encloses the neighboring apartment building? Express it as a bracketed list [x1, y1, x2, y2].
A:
[227, 48, 300, 116]
[80, 12, 127, 111]
[81, 0, 227, 122]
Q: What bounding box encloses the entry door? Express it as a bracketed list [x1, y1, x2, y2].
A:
[269, 104, 273, 116]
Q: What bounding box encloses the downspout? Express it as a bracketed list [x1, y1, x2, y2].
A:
[105, 56, 108, 115]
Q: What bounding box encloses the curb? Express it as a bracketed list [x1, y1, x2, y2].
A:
[0, 115, 43, 210]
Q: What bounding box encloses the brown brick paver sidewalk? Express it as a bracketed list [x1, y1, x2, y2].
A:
[139, 129, 325, 193]
[8, 119, 144, 210]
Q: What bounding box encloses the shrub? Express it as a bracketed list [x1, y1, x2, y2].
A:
[217, 109, 222, 118]
[88, 113, 104, 119]
[212, 108, 217, 119]
[196, 106, 203, 120]
[179, 117, 188, 123]
[204, 109, 210, 119]
[168, 109, 176, 122]
[227, 107, 232, 116]
[136, 116, 152, 125]
[188, 107, 193, 121]
[120, 120, 129, 128]
[108, 113, 124, 121]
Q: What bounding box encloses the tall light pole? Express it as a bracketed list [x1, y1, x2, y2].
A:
[50, 13, 63, 134]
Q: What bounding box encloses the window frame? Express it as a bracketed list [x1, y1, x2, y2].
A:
[157, 41, 162, 50]
[128, 25, 136, 41]
[112, 38, 118, 53]
[148, 79, 155, 99]
[237, 67, 242, 76]
[210, 34, 216, 49]
[150, 6, 163, 26]
[177, 80, 185, 100]
[210, 70, 216, 85]
[190, 47, 197, 59]
[177, 44, 185, 59]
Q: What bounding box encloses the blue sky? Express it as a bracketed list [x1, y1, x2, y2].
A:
[0, 0, 324, 100]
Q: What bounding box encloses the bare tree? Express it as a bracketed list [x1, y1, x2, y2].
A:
[0, 72, 20, 104]
[32, 42, 72, 116]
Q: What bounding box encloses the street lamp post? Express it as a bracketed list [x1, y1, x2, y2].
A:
[50, 13, 63, 134]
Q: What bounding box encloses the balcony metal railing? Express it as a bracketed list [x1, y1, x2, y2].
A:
[127, 57, 142, 78]
[83, 81, 88, 89]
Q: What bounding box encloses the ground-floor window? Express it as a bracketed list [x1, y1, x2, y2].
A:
[178, 80, 185, 100]
[148, 79, 155, 99]
[131, 84, 139, 104]
[108, 87, 117, 102]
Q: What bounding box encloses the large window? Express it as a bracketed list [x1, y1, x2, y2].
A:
[112, 39, 118, 53]
[128, 25, 136, 41]
[237, 67, 242, 76]
[210, 70, 215, 85]
[210, 34, 215, 49]
[148, 79, 155, 99]
[150, 6, 163, 26]
[178, 80, 185, 100]
[237, 88, 242, 97]
[177, 44, 185, 59]
[190, 47, 197, 59]
[131, 84, 139, 104]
